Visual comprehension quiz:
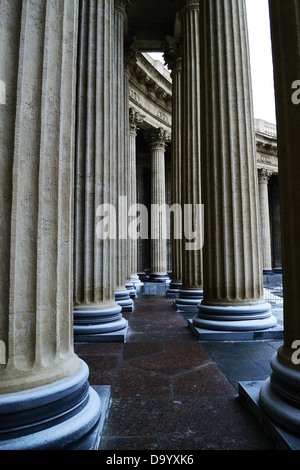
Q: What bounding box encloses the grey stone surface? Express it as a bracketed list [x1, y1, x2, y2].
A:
[188, 319, 283, 342]
[143, 282, 169, 296]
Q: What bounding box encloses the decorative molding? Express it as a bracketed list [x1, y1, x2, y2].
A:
[129, 87, 171, 129]
[256, 141, 277, 155]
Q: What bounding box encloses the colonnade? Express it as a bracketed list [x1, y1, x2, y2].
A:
[0, 0, 299, 450]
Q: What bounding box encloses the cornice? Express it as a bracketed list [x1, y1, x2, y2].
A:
[129, 66, 172, 112]
[256, 141, 277, 156]
[129, 87, 171, 130]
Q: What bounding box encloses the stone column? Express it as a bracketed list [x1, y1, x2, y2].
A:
[269, 176, 282, 271]
[258, 0, 300, 434]
[128, 107, 144, 292]
[192, 0, 277, 333]
[113, 0, 134, 312]
[0, 0, 102, 449]
[164, 37, 183, 299]
[147, 128, 170, 282]
[258, 169, 273, 274]
[73, 0, 128, 342]
[175, 0, 204, 312]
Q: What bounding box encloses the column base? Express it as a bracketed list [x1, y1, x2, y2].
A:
[130, 275, 144, 296]
[74, 305, 128, 343]
[0, 360, 107, 450]
[137, 272, 149, 282]
[167, 282, 182, 299]
[263, 269, 274, 275]
[148, 273, 170, 283]
[259, 354, 300, 436]
[175, 289, 204, 313]
[194, 301, 277, 330]
[239, 380, 300, 450]
[115, 290, 135, 312]
[125, 281, 137, 299]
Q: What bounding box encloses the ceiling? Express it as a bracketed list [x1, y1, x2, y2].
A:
[127, 0, 180, 51]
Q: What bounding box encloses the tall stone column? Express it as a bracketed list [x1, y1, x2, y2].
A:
[192, 0, 277, 333]
[128, 107, 144, 291]
[258, 0, 300, 435]
[73, 0, 128, 342]
[175, 0, 204, 312]
[0, 0, 102, 449]
[147, 128, 170, 282]
[258, 169, 273, 274]
[164, 37, 183, 299]
[269, 176, 282, 271]
[113, 0, 134, 312]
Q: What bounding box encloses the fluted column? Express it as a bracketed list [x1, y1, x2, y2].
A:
[73, 0, 128, 342]
[147, 128, 170, 282]
[164, 38, 183, 298]
[259, 0, 300, 435]
[193, 0, 277, 332]
[175, 0, 204, 312]
[128, 107, 144, 291]
[0, 0, 102, 449]
[113, 0, 134, 312]
[258, 169, 273, 274]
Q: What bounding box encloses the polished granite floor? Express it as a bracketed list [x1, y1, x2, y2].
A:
[74, 295, 284, 451]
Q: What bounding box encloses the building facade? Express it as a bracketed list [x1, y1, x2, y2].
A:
[0, 0, 299, 450]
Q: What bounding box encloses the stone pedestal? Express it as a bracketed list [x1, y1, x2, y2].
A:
[175, 0, 203, 312]
[191, 0, 277, 336]
[0, 0, 104, 449]
[73, 0, 128, 342]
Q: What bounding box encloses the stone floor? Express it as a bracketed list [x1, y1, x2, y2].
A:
[75, 295, 284, 451]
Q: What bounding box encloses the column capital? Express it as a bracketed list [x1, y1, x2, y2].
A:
[114, 0, 131, 17]
[163, 36, 182, 74]
[129, 107, 144, 134]
[258, 168, 273, 183]
[124, 39, 138, 72]
[146, 127, 171, 151]
[171, 0, 199, 16]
